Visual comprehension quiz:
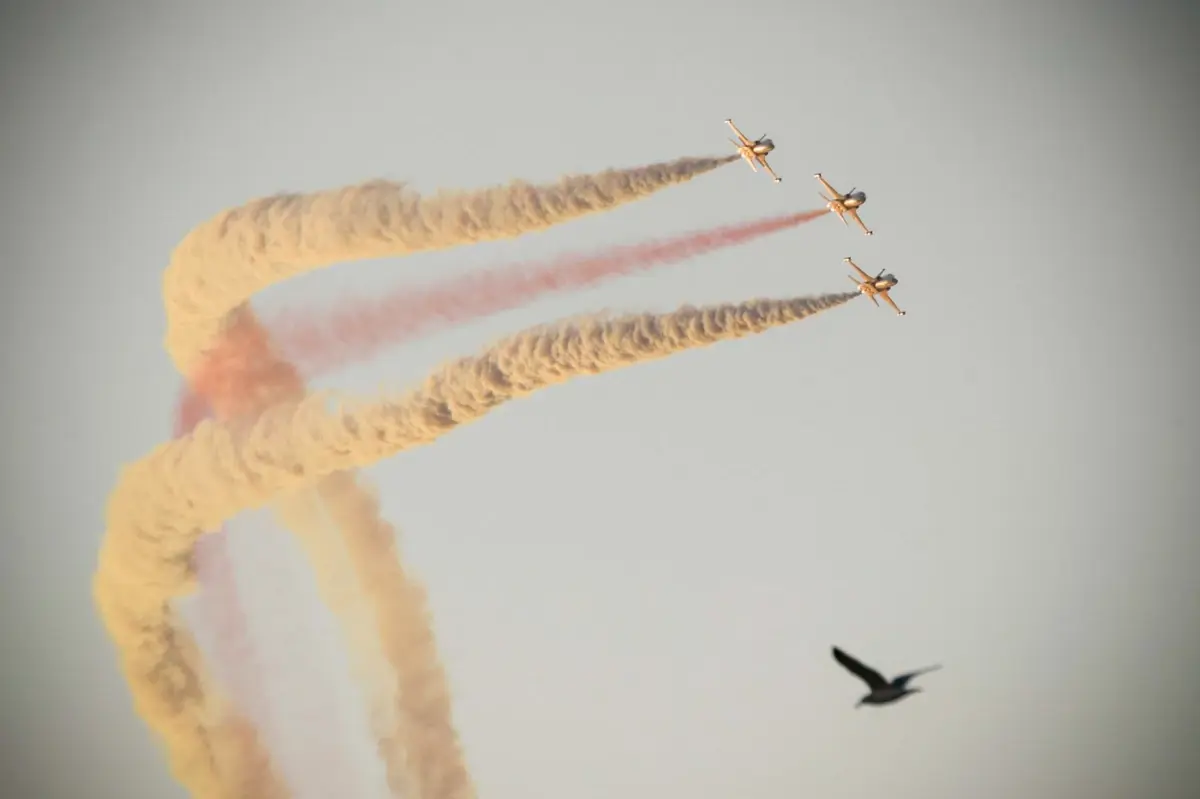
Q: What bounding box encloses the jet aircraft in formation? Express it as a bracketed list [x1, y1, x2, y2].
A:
[844, 256, 905, 316]
[722, 118, 906, 320]
[725, 118, 782, 184]
[814, 172, 873, 236]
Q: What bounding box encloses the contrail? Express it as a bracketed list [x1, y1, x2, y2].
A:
[184, 209, 827, 410]
[165, 154, 739, 376]
[96, 294, 860, 771]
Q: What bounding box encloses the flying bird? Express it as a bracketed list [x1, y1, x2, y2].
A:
[832, 646, 941, 707]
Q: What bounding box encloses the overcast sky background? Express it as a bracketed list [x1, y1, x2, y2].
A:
[2, 2, 1199, 798]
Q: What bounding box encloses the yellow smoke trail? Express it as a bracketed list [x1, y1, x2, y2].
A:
[165, 154, 739, 375]
[98, 154, 739, 797]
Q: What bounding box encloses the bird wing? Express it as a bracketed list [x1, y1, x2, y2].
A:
[892, 664, 942, 689]
[832, 647, 889, 690]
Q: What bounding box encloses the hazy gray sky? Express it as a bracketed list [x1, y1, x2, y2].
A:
[3, 2, 1199, 797]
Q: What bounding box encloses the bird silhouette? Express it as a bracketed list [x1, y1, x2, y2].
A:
[832, 646, 941, 707]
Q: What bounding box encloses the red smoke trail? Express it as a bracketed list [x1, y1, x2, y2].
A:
[183, 208, 827, 407]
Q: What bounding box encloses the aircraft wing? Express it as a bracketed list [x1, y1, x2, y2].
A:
[880, 291, 906, 316]
[847, 209, 873, 236]
[757, 155, 781, 182]
[725, 119, 752, 146]
[844, 257, 872, 282]
[814, 173, 841, 198]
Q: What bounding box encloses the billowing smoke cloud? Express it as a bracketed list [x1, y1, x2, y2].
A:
[165, 154, 739, 375]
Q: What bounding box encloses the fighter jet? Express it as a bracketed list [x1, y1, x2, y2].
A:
[814, 172, 872, 235]
[844, 256, 906, 316]
[832, 646, 941, 707]
[725, 118, 782, 183]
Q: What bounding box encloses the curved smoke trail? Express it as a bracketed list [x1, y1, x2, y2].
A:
[100, 153, 739, 797]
